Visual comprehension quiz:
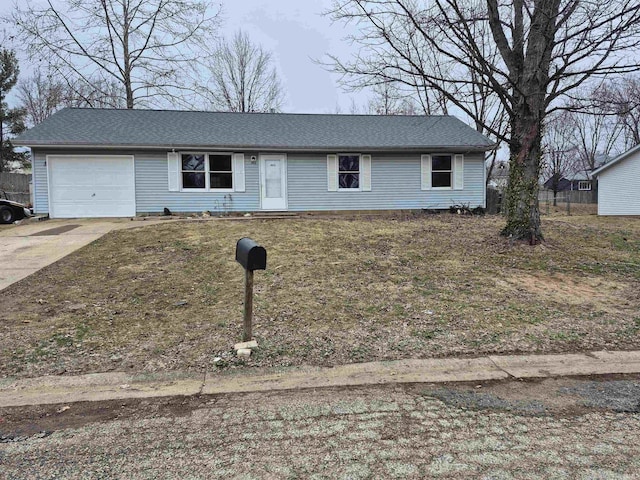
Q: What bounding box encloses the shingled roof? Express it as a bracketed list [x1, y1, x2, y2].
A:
[16, 108, 495, 151]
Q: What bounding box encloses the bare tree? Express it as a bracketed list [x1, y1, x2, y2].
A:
[367, 81, 417, 115]
[63, 78, 127, 109]
[325, 0, 640, 242]
[8, 0, 222, 109]
[325, 2, 507, 187]
[548, 84, 626, 173]
[348, 97, 362, 114]
[600, 76, 640, 149]
[471, 71, 507, 189]
[542, 111, 580, 206]
[18, 69, 127, 126]
[202, 31, 285, 113]
[17, 70, 65, 126]
[541, 86, 625, 204]
[567, 108, 623, 172]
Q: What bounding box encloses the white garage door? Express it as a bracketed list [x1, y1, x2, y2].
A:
[48, 155, 136, 218]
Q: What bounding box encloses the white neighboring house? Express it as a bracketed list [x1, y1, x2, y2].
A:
[592, 145, 640, 216]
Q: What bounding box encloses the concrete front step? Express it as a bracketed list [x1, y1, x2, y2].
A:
[251, 212, 299, 217]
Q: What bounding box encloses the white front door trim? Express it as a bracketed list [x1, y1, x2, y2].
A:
[259, 154, 288, 210]
[46, 154, 136, 218]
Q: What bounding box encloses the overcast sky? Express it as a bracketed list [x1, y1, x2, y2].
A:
[221, 0, 361, 113]
[0, 0, 367, 113]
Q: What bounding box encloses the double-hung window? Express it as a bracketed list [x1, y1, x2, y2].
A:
[327, 153, 371, 192]
[181, 153, 233, 190]
[422, 153, 463, 190]
[338, 154, 360, 189]
[431, 155, 453, 188]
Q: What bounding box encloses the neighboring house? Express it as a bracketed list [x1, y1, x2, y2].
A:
[15, 108, 494, 218]
[542, 170, 594, 192]
[592, 145, 640, 216]
[488, 162, 509, 190]
[5, 160, 32, 175]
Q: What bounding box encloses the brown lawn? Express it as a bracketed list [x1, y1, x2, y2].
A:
[1, 212, 639, 379]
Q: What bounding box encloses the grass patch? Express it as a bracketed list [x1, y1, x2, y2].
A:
[0, 213, 639, 378]
[611, 233, 640, 253]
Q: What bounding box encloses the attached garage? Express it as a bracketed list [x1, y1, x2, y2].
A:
[47, 155, 136, 218]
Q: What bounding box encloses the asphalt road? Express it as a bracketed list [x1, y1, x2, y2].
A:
[1, 376, 639, 479]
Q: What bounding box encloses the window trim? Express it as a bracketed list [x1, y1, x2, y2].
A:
[337, 153, 362, 192]
[179, 152, 234, 192]
[578, 180, 591, 191]
[430, 154, 454, 190]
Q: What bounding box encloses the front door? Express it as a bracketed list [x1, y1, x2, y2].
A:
[260, 154, 287, 210]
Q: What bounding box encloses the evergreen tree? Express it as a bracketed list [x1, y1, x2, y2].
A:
[0, 49, 27, 172]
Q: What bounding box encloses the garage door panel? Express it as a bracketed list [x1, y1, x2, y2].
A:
[51, 186, 97, 202]
[57, 202, 132, 218]
[94, 173, 134, 187]
[51, 187, 131, 203]
[48, 156, 136, 218]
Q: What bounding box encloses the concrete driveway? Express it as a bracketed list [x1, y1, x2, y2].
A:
[0, 218, 174, 291]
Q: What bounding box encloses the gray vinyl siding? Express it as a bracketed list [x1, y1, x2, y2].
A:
[597, 152, 640, 215]
[287, 152, 486, 211]
[31, 149, 261, 215]
[135, 152, 260, 213]
[31, 150, 49, 214]
[31, 149, 486, 215]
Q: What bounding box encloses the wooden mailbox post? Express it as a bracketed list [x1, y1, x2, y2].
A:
[235, 238, 267, 342]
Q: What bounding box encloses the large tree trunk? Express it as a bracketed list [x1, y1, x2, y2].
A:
[488, 0, 557, 244]
[122, 2, 134, 109]
[502, 114, 543, 243]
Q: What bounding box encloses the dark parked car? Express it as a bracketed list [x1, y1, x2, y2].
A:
[0, 190, 31, 224]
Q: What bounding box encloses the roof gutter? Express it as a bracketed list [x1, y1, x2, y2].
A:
[22, 143, 496, 153]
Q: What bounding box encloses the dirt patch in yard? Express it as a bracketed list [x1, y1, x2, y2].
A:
[0, 213, 639, 379]
[495, 273, 626, 311]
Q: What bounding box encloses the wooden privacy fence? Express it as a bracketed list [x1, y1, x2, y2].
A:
[0, 172, 32, 205]
[538, 189, 597, 205]
[486, 187, 503, 214]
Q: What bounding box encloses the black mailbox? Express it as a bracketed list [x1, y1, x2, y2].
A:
[236, 237, 267, 271]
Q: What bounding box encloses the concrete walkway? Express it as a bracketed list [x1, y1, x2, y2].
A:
[1, 349, 639, 407]
[0, 217, 175, 291]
